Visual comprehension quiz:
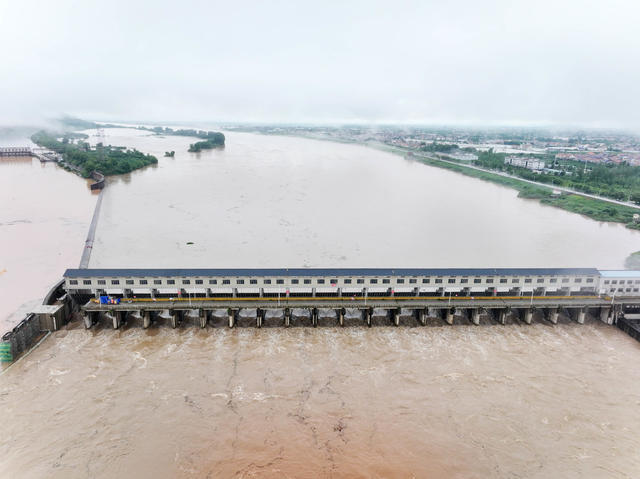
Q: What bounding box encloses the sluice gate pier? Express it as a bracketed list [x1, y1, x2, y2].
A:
[3, 267, 640, 362]
[80, 295, 620, 329]
[66, 267, 638, 330]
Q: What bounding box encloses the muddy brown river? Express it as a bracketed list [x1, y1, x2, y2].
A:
[1, 128, 640, 477]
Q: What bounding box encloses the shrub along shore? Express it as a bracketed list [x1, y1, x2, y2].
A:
[405, 152, 640, 231]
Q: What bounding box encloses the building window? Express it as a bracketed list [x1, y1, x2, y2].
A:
[422, 279, 430, 284]
[486, 279, 493, 284]
[140, 280, 148, 285]
[628, 280, 634, 284]
[125, 279, 134, 285]
[154, 280, 161, 285]
[317, 279, 325, 284]
[587, 278, 594, 283]
[264, 279, 272, 284]
[98, 279, 106, 285]
[222, 279, 230, 285]
[435, 279, 442, 284]
[83, 280, 91, 285]
[292, 279, 299, 284]
[69, 280, 78, 285]
[182, 280, 190, 285]
[549, 279, 557, 283]
[604, 280, 610, 284]
[382, 279, 390, 284]
[345, 279, 352, 284]
[111, 280, 120, 285]
[304, 279, 311, 284]
[195, 279, 203, 285]
[612, 280, 618, 284]
[409, 279, 417, 284]
[634, 288, 639, 292]
[448, 279, 455, 284]
[357, 279, 364, 284]
[397, 279, 405, 284]
[575, 278, 582, 283]
[277, 279, 284, 284]
[167, 280, 175, 285]
[524, 279, 532, 283]
[626, 288, 631, 292]
[209, 279, 217, 285]
[500, 279, 507, 284]
[635, 280, 640, 284]
[236, 279, 244, 284]
[370, 279, 378, 284]
[474, 279, 481, 284]
[460, 279, 468, 284]
[250, 279, 257, 284]
[561, 278, 569, 283]
[512, 279, 519, 283]
[537, 278, 544, 283]
[618, 288, 623, 292]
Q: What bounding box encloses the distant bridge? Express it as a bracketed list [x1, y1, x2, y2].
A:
[0, 146, 61, 162]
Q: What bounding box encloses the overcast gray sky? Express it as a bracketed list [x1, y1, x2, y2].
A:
[1, 0, 639, 128]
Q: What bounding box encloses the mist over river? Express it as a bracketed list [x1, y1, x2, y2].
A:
[2, 128, 640, 478]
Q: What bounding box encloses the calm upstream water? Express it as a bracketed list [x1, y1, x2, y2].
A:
[2, 127, 640, 478]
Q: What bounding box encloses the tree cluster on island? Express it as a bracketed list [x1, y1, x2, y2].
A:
[31, 131, 157, 177]
[138, 125, 226, 151]
[164, 151, 175, 157]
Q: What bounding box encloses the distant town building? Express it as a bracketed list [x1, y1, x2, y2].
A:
[448, 152, 478, 162]
[504, 156, 545, 171]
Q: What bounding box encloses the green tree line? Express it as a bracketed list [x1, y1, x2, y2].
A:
[31, 131, 157, 177]
[471, 149, 640, 203]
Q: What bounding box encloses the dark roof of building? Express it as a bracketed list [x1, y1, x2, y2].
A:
[64, 267, 601, 278]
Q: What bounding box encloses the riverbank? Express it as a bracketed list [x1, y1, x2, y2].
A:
[401, 151, 640, 230]
[243, 129, 640, 231]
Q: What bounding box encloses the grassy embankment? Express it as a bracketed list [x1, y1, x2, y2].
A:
[393, 148, 640, 231]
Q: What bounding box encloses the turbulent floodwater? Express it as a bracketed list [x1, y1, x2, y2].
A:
[2, 128, 640, 478]
[2, 322, 640, 478]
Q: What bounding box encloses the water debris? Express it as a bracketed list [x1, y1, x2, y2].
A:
[186, 241, 194, 245]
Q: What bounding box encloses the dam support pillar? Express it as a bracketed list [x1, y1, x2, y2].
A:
[364, 308, 371, 327]
[571, 307, 586, 324]
[83, 312, 94, 329]
[143, 310, 151, 329]
[545, 307, 559, 325]
[171, 311, 179, 329]
[445, 309, 454, 325]
[312, 308, 318, 327]
[495, 309, 507, 325]
[419, 309, 426, 326]
[113, 311, 123, 329]
[394, 310, 400, 326]
[256, 309, 262, 328]
[600, 306, 613, 325]
[522, 309, 533, 325]
[284, 309, 290, 328]
[471, 309, 480, 325]
[200, 310, 208, 328]
[228, 310, 235, 328]
[338, 309, 344, 327]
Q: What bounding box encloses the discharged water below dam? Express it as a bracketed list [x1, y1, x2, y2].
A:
[2, 128, 640, 477]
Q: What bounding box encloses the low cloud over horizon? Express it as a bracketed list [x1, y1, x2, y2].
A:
[1, 0, 639, 130]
